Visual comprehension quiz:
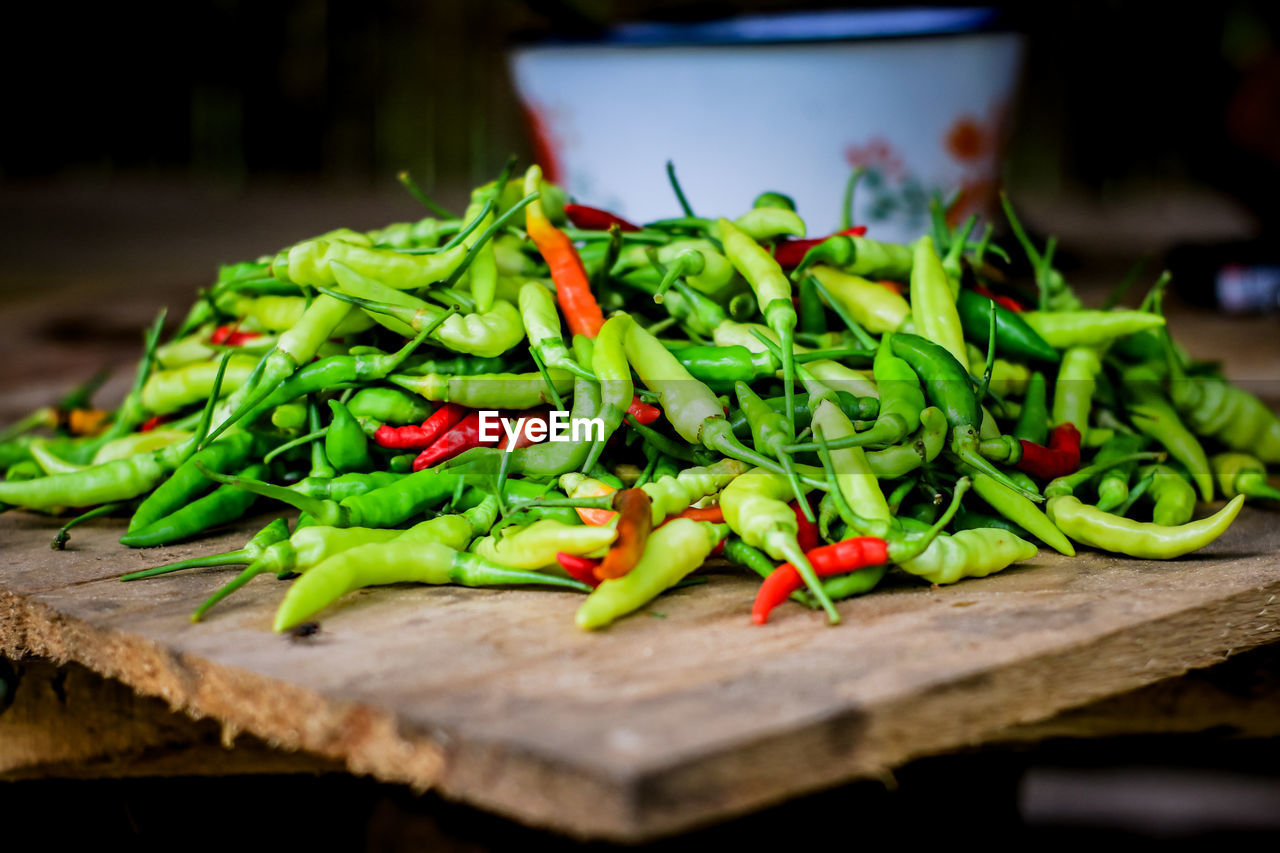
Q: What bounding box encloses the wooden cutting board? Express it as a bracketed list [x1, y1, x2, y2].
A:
[2, 504, 1278, 840]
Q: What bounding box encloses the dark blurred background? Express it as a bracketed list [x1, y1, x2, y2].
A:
[2, 1, 1280, 845]
[4, 1, 1280, 214]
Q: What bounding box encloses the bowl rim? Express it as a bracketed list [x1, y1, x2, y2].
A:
[514, 7, 1012, 50]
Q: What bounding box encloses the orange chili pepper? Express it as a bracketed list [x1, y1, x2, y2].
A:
[68, 408, 111, 436]
[666, 505, 724, 524]
[878, 280, 905, 296]
[524, 165, 604, 338]
[573, 479, 618, 526]
[594, 488, 653, 581]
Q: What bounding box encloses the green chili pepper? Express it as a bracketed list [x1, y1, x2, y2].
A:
[889, 333, 1041, 501]
[518, 281, 592, 379]
[812, 399, 892, 522]
[1212, 452, 1280, 501]
[909, 235, 970, 372]
[345, 387, 433, 426]
[140, 354, 259, 416]
[474, 520, 617, 569]
[955, 289, 1058, 363]
[1020, 310, 1165, 348]
[1013, 371, 1049, 444]
[0, 354, 228, 511]
[1046, 467, 1244, 560]
[585, 314, 634, 472]
[721, 469, 838, 623]
[127, 431, 259, 533]
[575, 519, 724, 629]
[271, 521, 573, 631]
[959, 466, 1074, 556]
[728, 392, 878, 438]
[718, 217, 800, 435]
[1091, 433, 1149, 512]
[809, 266, 911, 334]
[324, 399, 373, 473]
[1166, 374, 1280, 464]
[323, 266, 525, 358]
[1135, 463, 1196, 526]
[621, 320, 803, 485]
[952, 506, 1032, 539]
[1123, 364, 1214, 502]
[388, 367, 573, 410]
[198, 463, 463, 529]
[1051, 346, 1102, 441]
[899, 527, 1039, 585]
[119, 462, 267, 548]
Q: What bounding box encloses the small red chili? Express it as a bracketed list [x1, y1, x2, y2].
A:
[563, 203, 640, 233]
[411, 410, 499, 471]
[752, 536, 889, 624]
[974, 284, 1025, 313]
[791, 498, 820, 552]
[772, 225, 868, 268]
[139, 414, 169, 433]
[209, 324, 262, 346]
[556, 552, 602, 587]
[1016, 423, 1082, 480]
[374, 403, 466, 450]
[626, 396, 662, 425]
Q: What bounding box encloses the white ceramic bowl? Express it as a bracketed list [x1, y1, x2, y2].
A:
[510, 8, 1024, 243]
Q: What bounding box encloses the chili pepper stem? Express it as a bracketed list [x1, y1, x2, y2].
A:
[191, 559, 268, 622]
[121, 549, 256, 581]
[264, 428, 328, 465]
[779, 453, 816, 523]
[396, 170, 455, 219]
[666, 160, 696, 218]
[841, 166, 864, 231]
[808, 275, 878, 350]
[890, 477, 971, 563]
[1044, 451, 1167, 499]
[51, 502, 125, 551]
[1114, 473, 1156, 518]
[195, 462, 340, 524]
[778, 538, 840, 624]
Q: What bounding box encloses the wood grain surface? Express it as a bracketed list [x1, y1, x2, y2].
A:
[2, 502, 1279, 840]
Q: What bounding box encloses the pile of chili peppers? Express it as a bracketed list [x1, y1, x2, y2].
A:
[3, 160, 1275, 631]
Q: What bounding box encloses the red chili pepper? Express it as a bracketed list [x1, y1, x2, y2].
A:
[374, 403, 466, 450]
[556, 552, 602, 587]
[594, 489, 654, 581]
[772, 225, 868, 268]
[139, 414, 169, 433]
[563, 203, 639, 233]
[411, 410, 499, 471]
[209, 324, 262, 346]
[791, 499, 820, 552]
[1016, 423, 1082, 480]
[626, 396, 661, 425]
[974, 284, 1025, 313]
[878, 279, 906, 296]
[752, 536, 889, 624]
[527, 197, 605, 338]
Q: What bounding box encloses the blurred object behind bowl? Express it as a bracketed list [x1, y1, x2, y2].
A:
[509, 7, 1024, 242]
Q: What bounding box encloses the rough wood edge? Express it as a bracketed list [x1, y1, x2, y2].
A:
[610, 579, 1280, 839]
[3, 578, 1279, 841]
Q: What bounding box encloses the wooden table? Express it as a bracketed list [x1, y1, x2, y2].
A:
[2, 184, 1280, 841]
